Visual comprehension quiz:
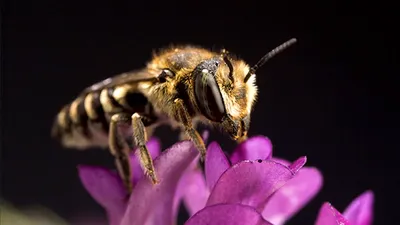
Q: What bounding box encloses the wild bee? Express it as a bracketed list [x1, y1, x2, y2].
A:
[52, 38, 297, 194]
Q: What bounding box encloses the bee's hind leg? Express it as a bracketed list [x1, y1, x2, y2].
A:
[131, 113, 159, 185]
[109, 113, 134, 195]
[109, 113, 159, 195]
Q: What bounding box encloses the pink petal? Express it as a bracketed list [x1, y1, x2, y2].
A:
[288, 157, 307, 173]
[129, 138, 161, 184]
[272, 157, 308, 174]
[230, 136, 273, 164]
[184, 203, 273, 225]
[263, 167, 323, 225]
[271, 157, 291, 166]
[201, 130, 210, 144]
[173, 131, 208, 219]
[173, 156, 202, 217]
[78, 166, 126, 225]
[205, 142, 230, 191]
[182, 169, 210, 216]
[206, 158, 306, 212]
[315, 203, 350, 225]
[120, 141, 199, 225]
[343, 190, 374, 225]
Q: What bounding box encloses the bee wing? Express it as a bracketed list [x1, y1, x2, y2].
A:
[80, 69, 159, 95]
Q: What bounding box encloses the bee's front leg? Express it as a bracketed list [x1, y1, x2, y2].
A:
[179, 120, 199, 141]
[109, 113, 134, 194]
[174, 98, 206, 161]
[236, 134, 248, 143]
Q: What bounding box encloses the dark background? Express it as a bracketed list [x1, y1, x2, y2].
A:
[2, 0, 398, 224]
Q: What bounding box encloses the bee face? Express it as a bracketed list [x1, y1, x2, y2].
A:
[192, 56, 257, 141]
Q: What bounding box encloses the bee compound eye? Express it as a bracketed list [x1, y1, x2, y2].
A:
[194, 69, 226, 122]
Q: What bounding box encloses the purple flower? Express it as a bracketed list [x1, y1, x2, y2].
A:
[182, 136, 322, 225]
[78, 137, 199, 225]
[77, 135, 374, 225]
[315, 190, 374, 225]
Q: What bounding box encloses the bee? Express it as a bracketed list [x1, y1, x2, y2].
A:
[52, 38, 297, 194]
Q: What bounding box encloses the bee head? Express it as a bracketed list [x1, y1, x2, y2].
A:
[192, 56, 252, 141]
[192, 38, 297, 141]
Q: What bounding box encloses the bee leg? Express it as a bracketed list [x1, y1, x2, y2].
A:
[109, 113, 133, 194]
[174, 98, 206, 161]
[179, 131, 189, 141]
[237, 133, 248, 143]
[179, 121, 198, 141]
[131, 113, 159, 185]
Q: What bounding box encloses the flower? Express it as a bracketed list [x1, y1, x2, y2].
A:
[315, 190, 374, 225]
[77, 135, 374, 225]
[78, 137, 198, 225]
[182, 136, 322, 225]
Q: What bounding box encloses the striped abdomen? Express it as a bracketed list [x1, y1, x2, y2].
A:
[52, 84, 158, 149]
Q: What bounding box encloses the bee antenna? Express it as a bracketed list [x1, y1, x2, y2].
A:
[244, 38, 297, 82]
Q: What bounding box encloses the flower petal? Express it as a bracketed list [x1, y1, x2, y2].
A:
[315, 203, 350, 225]
[181, 169, 210, 216]
[271, 157, 290, 166]
[173, 131, 208, 219]
[288, 156, 307, 173]
[184, 203, 273, 225]
[230, 136, 273, 164]
[205, 142, 230, 191]
[78, 165, 126, 225]
[201, 130, 210, 144]
[206, 158, 306, 212]
[129, 138, 161, 184]
[120, 141, 198, 225]
[262, 167, 323, 225]
[343, 190, 374, 225]
[173, 156, 203, 217]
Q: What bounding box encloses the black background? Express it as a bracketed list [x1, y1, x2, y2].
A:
[2, 0, 398, 224]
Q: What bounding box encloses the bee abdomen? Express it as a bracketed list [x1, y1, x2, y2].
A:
[52, 91, 110, 149]
[52, 85, 158, 149]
